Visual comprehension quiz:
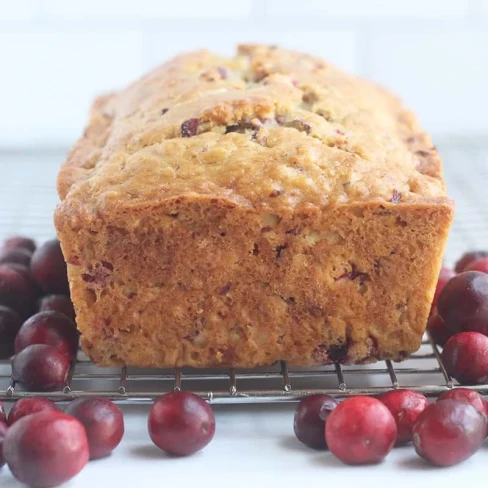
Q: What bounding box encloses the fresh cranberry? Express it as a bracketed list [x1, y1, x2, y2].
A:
[437, 271, 488, 335]
[148, 391, 215, 456]
[2, 236, 36, 253]
[65, 397, 124, 459]
[12, 344, 71, 391]
[455, 251, 488, 273]
[441, 332, 488, 385]
[8, 397, 59, 425]
[0, 422, 7, 468]
[0, 264, 37, 318]
[413, 400, 486, 466]
[437, 389, 488, 428]
[39, 294, 76, 322]
[4, 411, 89, 486]
[0, 401, 5, 424]
[431, 266, 456, 312]
[427, 310, 452, 347]
[377, 389, 429, 444]
[0, 305, 22, 359]
[15, 311, 78, 358]
[293, 394, 338, 449]
[0, 247, 32, 267]
[465, 257, 488, 274]
[4, 262, 40, 290]
[30, 238, 69, 295]
[325, 396, 397, 464]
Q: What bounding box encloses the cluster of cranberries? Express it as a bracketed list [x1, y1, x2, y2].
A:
[0, 236, 77, 393]
[0, 391, 215, 486]
[0, 392, 214, 487]
[293, 249, 488, 467]
[0, 235, 216, 486]
[428, 250, 488, 385]
[294, 388, 487, 467]
[0, 396, 124, 487]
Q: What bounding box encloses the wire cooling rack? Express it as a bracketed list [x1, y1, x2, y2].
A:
[0, 142, 486, 404]
[0, 335, 477, 404]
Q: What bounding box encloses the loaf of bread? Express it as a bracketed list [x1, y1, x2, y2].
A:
[55, 44, 454, 368]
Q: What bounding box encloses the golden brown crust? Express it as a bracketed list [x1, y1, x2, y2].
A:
[55, 45, 454, 368]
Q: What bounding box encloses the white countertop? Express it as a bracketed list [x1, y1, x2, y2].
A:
[1, 402, 487, 488]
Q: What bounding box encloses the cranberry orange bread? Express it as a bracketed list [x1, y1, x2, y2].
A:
[55, 45, 454, 368]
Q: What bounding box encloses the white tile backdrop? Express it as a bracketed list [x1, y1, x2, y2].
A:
[0, 0, 486, 147]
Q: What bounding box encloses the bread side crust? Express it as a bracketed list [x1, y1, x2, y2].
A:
[56, 196, 452, 367]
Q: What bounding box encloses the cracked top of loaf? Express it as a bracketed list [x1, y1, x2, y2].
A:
[58, 44, 450, 213]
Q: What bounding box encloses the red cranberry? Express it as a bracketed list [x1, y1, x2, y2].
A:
[455, 251, 488, 273]
[15, 311, 78, 358]
[181, 118, 199, 138]
[413, 400, 486, 466]
[466, 257, 488, 274]
[4, 411, 89, 487]
[30, 238, 69, 295]
[431, 266, 456, 312]
[0, 305, 22, 359]
[39, 294, 76, 322]
[325, 396, 397, 464]
[0, 247, 32, 267]
[4, 262, 40, 291]
[437, 389, 488, 428]
[293, 394, 338, 449]
[0, 264, 37, 318]
[0, 401, 5, 424]
[148, 391, 215, 456]
[2, 236, 36, 253]
[427, 310, 452, 347]
[65, 397, 124, 459]
[441, 332, 488, 385]
[0, 422, 7, 468]
[437, 271, 488, 335]
[377, 389, 429, 445]
[12, 344, 71, 391]
[8, 397, 59, 425]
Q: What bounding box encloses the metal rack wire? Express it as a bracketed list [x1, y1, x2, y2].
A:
[0, 336, 479, 404]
